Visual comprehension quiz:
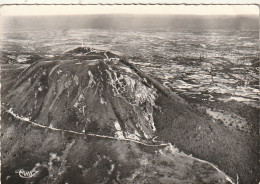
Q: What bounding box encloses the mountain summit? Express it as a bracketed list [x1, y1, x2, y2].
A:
[1, 47, 234, 184]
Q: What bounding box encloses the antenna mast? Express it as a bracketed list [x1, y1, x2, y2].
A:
[81, 34, 84, 47]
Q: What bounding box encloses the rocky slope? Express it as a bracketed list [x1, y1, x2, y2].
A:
[1, 47, 235, 184]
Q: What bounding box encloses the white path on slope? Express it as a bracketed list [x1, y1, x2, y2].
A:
[176, 150, 234, 184]
[3, 107, 235, 184]
[104, 52, 109, 59]
[104, 52, 120, 62]
[4, 107, 167, 147]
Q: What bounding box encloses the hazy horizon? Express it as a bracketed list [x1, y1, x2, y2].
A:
[2, 14, 259, 32]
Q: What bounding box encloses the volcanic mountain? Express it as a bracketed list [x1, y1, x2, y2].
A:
[1, 47, 236, 184]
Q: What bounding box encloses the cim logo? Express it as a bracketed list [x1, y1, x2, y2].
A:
[15, 168, 39, 178]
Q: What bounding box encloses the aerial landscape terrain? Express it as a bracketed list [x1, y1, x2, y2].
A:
[1, 14, 259, 184]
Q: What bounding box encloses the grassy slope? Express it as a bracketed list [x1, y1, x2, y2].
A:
[1, 110, 234, 184]
[154, 94, 259, 184]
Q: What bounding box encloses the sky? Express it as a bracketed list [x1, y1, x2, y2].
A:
[0, 5, 259, 16]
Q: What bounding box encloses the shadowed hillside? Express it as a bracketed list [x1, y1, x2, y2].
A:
[154, 94, 259, 184]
